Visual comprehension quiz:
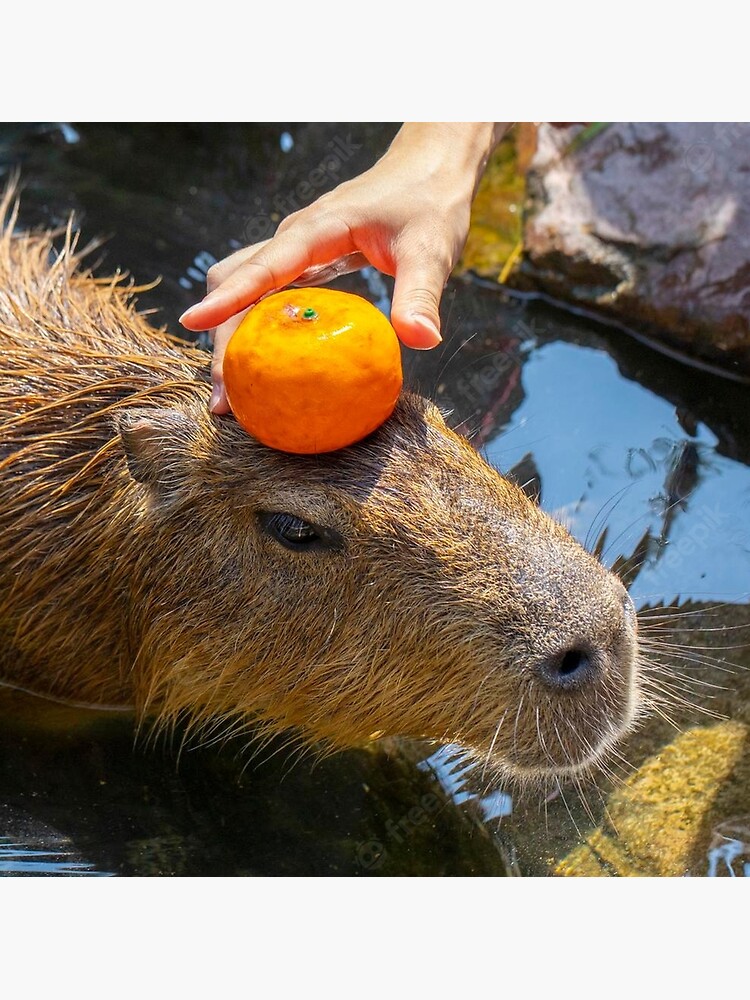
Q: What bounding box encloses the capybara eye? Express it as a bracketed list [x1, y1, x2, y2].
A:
[259, 512, 342, 553]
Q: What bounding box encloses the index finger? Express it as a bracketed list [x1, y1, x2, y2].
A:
[180, 217, 355, 331]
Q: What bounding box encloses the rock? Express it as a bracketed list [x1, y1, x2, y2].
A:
[458, 132, 524, 279]
[508, 123, 750, 381]
[554, 721, 748, 877]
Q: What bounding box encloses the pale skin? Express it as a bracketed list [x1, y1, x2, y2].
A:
[179, 123, 512, 414]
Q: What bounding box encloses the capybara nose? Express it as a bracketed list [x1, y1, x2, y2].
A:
[533, 584, 637, 694]
[535, 643, 597, 691]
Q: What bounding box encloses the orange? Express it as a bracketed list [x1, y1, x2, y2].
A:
[223, 288, 403, 454]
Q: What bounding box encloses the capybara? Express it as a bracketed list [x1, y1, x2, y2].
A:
[0, 191, 640, 781]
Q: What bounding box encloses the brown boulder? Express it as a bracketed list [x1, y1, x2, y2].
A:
[511, 122, 750, 380]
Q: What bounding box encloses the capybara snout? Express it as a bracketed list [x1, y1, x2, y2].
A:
[0, 195, 640, 779]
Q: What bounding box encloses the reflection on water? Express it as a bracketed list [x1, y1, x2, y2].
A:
[406, 290, 750, 608]
[418, 746, 513, 820]
[489, 338, 748, 605]
[1, 123, 749, 875]
[707, 818, 750, 877]
[0, 839, 108, 876]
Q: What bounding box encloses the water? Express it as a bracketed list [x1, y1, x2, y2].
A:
[1, 123, 748, 876]
[403, 281, 750, 607]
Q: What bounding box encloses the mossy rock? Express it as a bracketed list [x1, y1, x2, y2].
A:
[556, 721, 748, 876]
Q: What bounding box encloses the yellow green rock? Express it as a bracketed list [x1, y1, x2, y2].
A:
[457, 133, 525, 281]
[556, 721, 747, 877]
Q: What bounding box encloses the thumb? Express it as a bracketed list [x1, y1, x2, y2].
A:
[210, 309, 248, 414]
[389, 253, 446, 350]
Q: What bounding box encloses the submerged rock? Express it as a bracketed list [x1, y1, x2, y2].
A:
[510, 123, 750, 380]
[0, 689, 508, 877]
[555, 722, 747, 877]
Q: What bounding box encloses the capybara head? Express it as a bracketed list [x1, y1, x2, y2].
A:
[116, 391, 639, 780]
[0, 195, 640, 781]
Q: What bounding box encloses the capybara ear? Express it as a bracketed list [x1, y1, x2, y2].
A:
[117, 408, 194, 492]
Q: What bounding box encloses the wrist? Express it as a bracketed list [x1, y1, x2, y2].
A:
[386, 122, 511, 196]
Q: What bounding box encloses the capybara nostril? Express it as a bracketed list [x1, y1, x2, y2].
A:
[536, 645, 596, 691]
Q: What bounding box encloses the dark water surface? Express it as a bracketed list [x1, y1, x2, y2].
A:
[1, 123, 748, 876]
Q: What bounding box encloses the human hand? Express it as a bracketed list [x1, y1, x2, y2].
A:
[180, 123, 510, 413]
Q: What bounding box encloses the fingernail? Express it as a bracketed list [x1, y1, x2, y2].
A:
[209, 384, 222, 413]
[409, 314, 442, 348]
[180, 291, 220, 325]
[179, 304, 201, 325]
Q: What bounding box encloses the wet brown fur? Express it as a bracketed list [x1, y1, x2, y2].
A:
[0, 190, 640, 779]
